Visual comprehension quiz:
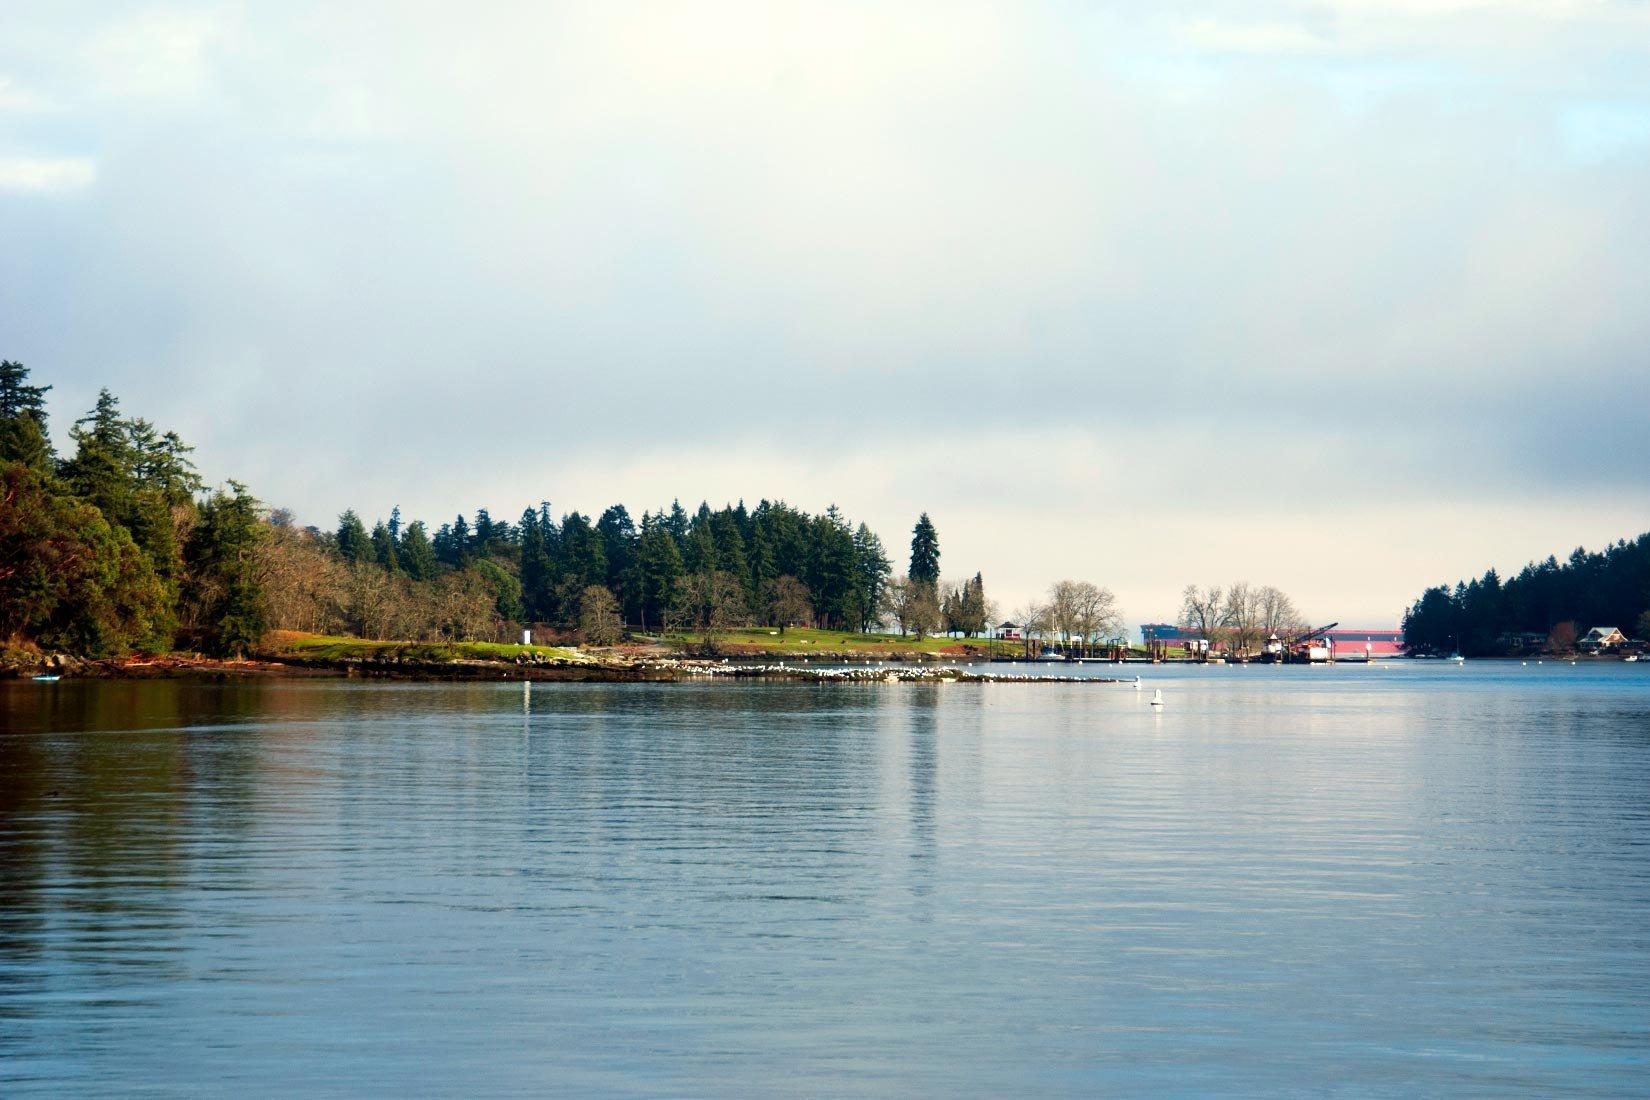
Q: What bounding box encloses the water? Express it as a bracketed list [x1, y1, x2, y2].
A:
[2, 664, 1647, 1096]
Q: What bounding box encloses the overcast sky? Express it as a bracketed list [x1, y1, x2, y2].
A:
[3, 2, 1647, 626]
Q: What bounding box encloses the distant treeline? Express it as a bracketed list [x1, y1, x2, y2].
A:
[1, 361, 989, 658]
[1402, 533, 1650, 655]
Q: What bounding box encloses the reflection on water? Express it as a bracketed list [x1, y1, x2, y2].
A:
[2, 667, 1649, 1095]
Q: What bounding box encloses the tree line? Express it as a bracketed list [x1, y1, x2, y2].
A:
[3, 362, 1011, 658]
[1177, 583, 1309, 655]
[1402, 533, 1650, 655]
[1, 362, 264, 657]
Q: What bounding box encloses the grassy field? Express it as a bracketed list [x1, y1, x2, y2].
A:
[647, 627, 1023, 658]
[261, 628, 1027, 665]
[262, 632, 590, 664]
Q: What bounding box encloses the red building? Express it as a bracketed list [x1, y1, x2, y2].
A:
[1324, 628, 1405, 658]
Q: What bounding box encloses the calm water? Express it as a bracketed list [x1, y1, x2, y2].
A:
[2, 664, 1647, 1096]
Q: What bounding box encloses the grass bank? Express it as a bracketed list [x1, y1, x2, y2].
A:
[260, 631, 593, 666]
[647, 627, 1022, 660]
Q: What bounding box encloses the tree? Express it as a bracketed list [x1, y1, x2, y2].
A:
[1223, 582, 1263, 656]
[400, 520, 437, 581]
[1546, 620, 1578, 655]
[0, 460, 169, 655]
[371, 520, 399, 572]
[883, 575, 941, 639]
[0, 361, 54, 472]
[763, 575, 812, 634]
[183, 481, 268, 656]
[1046, 580, 1121, 647]
[851, 523, 891, 632]
[805, 506, 857, 628]
[473, 559, 523, 624]
[909, 513, 940, 586]
[335, 510, 370, 562]
[1180, 584, 1228, 643]
[1256, 585, 1304, 643]
[578, 585, 622, 645]
[0, 360, 50, 424]
[634, 518, 684, 632]
[672, 568, 746, 653]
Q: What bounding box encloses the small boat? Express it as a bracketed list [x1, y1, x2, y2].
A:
[1626, 655, 1640, 663]
[31, 674, 61, 682]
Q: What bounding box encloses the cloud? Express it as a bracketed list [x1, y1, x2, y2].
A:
[1, 1, 1647, 621]
[0, 154, 94, 191]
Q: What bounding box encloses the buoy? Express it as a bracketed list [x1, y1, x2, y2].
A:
[1150, 689, 1164, 707]
[1134, 675, 1142, 691]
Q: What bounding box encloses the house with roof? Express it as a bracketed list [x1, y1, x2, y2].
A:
[1577, 626, 1626, 652]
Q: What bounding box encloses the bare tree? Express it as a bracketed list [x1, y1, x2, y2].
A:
[763, 575, 812, 635]
[883, 575, 941, 639]
[1256, 585, 1305, 642]
[1015, 601, 1051, 658]
[674, 569, 747, 653]
[1224, 582, 1263, 657]
[1180, 584, 1228, 643]
[579, 585, 622, 646]
[1045, 580, 1121, 650]
[883, 576, 916, 637]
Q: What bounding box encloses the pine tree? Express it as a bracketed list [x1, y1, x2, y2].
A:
[400, 520, 437, 581]
[371, 520, 399, 572]
[184, 481, 268, 656]
[852, 523, 892, 632]
[909, 513, 940, 586]
[0, 360, 54, 472]
[635, 519, 684, 632]
[336, 509, 370, 562]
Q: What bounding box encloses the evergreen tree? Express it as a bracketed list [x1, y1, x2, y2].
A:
[184, 481, 268, 656]
[852, 523, 892, 632]
[0, 360, 54, 472]
[400, 520, 437, 581]
[473, 508, 497, 553]
[909, 513, 940, 586]
[336, 509, 370, 562]
[371, 520, 399, 572]
[635, 518, 684, 632]
[665, 499, 690, 542]
[0, 360, 50, 424]
[518, 507, 549, 620]
[805, 506, 857, 629]
[596, 504, 638, 606]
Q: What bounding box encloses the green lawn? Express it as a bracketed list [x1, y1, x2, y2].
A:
[263, 632, 588, 664]
[645, 627, 1021, 657]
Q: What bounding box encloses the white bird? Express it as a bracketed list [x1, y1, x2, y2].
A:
[1150, 688, 1164, 707]
[1134, 675, 1142, 691]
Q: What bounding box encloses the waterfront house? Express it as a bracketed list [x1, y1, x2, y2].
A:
[1577, 626, 1626, 652]
[996, 621, 1022, 641]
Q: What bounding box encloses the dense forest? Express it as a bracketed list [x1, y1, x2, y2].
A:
[2, 362, 990, 659]
[1402, 533, 1650, 655]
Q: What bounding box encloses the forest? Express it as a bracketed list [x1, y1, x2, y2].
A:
[1401, 534, 1650, 655]
[1, 362, 996, 659]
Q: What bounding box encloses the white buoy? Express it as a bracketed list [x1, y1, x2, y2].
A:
[1150, 688, 1164, 707]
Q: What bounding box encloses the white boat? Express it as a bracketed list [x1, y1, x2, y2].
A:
[31, 674, 61, 682]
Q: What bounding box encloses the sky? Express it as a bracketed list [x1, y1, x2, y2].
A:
[3, 1, 1648, 629]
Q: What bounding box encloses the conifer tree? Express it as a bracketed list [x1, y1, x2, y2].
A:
[400, 520, 437, 581]
[335, 509, 369, 562]
[184, 481, 267, 656]
[909, 513, 940, 586]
